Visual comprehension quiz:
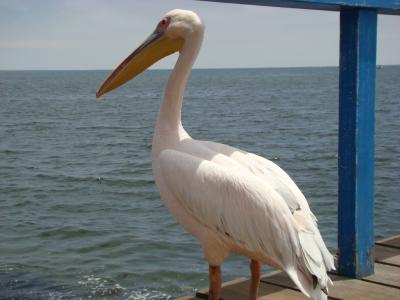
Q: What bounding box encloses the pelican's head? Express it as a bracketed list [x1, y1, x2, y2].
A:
[96, 9, 203, 98]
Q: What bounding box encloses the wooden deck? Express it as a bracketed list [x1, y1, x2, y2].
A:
[178, 235, 400, 300]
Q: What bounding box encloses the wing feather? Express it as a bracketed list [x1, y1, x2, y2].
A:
[198, 140, 315, 218]
[196, 141, 335, 272]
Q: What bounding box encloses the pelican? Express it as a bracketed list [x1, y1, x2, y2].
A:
[96, 9, 335, 300]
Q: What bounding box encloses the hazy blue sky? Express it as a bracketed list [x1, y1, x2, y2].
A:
[0, 0, 399, 70]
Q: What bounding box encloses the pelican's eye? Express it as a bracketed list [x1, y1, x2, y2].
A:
[157, 17, 170, 31]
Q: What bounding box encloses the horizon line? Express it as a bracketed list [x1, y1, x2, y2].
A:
[0, 64, 397, 72]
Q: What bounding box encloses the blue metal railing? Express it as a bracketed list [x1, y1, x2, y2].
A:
[202, 0, 399, 278]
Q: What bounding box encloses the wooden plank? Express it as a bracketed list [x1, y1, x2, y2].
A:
[255, 285, 309, 300]
[376, 235, 400, 249]
[337, 8, 377, 278]
[362, 263, 400, 288]
[196, 277, 249, 299]
[375, 244, 400, 266]
[197, 285, 310, 300]
[261, 270, 400, 299]
[200, 0, 400, 15]
[195, 275, 309, 300]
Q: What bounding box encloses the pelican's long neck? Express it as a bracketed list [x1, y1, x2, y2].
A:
[156, 30, 203, 133]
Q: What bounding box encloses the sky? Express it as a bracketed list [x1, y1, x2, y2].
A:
[0, 0, 399, 70]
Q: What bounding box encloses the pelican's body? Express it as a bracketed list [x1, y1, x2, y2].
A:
[97, 9, 334, 300]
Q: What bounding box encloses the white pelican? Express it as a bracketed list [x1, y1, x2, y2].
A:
[96, 9, 335, 300]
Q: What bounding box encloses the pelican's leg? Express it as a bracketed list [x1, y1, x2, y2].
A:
[208, 265, 221, 300]
[249, 260, 261, 300]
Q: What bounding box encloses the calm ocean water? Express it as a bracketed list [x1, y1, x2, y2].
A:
[0, 67, 399, 299]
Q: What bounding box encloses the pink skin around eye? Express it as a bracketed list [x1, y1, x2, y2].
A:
[159, 17, 170, 30]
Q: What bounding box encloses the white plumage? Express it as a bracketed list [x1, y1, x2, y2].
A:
[97, 9, 335, 300]
[155, 139, 334, 299]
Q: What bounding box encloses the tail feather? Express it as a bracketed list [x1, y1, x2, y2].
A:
[286, 268, 311, 298]
[287, 268, 328, 300]
[309, 288, 328, 300]
[288, 210, 334, 300]
[313, 229, 335, 271]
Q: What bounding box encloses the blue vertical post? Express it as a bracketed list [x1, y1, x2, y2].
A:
[338, 8, 377, 278]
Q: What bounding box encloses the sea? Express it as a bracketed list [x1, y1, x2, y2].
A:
[0, 66, 399, 299]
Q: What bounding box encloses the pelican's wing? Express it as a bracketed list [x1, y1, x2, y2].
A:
[198, 140, 313, 217]
[158, 148, 300, 268]
[199, 141, 335, 269]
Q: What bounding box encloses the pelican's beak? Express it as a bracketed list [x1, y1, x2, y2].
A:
[96, 30, 183, 98]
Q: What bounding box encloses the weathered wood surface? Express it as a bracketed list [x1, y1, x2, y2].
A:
[375, 244, 400, 267]
[177, 235, 400, 300]
[376, 234, 400, 249]
[362, 263, 400, 288]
